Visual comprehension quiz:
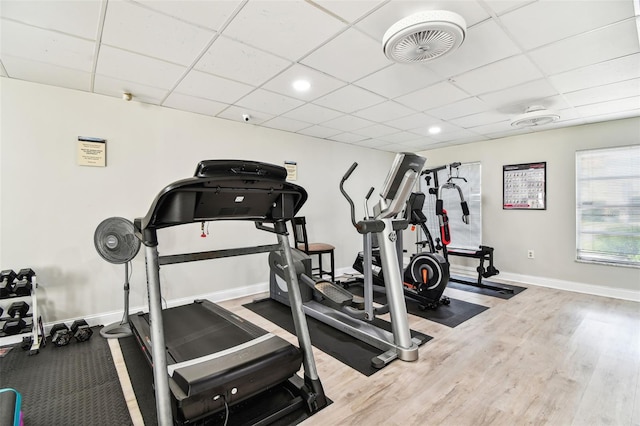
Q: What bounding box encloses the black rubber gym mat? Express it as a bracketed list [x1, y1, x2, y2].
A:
[447, 277, 527, 299]
[243, 298, 433, 376]
[0, 328, 133, 426]
[348, 285, 489, 328]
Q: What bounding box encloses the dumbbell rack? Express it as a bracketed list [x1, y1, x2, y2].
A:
[0, 270, 43, 355]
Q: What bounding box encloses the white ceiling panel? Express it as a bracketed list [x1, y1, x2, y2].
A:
[311, 0, 385, 24]
[0, 55, 91, 91]
[222, 1, 346, 61]
[175, 70, 254, 103]
[499, 0, 635, 50]
[354, 63, 441, 99]
[549, 54, 640, 93]
[135, 0, 243, 31]
[101, 1, 215, 66]
[96, 45, 186, 89]
[0, 0, 102, 40]
[195, 36, 291, 86]
[395, 81, 469, 111]
[529, 19, 640, 75]
[453, 55, 544, 96]
[261, 64, 346, 101]
[314, 84, 385, 113]
[301, 28, 390, 83]
[235, 88, 304, 115]
[163, 92, 229, 117]
[2, 0, 639, 153]
[0, 19, 95, 71]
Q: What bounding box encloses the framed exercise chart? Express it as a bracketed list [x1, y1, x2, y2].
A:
[503, 162, 546, 210]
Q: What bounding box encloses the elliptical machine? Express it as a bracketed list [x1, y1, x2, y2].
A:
[270, 153, 429, 369]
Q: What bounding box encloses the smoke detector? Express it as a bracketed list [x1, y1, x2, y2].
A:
[382, 10, 466, 63]
[511, 106, 560, 127]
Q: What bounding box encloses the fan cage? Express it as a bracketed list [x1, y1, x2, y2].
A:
[94, 217, 141, 264]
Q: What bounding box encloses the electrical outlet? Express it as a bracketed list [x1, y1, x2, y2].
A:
[527, 250, 535, 259]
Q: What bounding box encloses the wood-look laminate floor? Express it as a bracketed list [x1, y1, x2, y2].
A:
[217, 283, 640, 426]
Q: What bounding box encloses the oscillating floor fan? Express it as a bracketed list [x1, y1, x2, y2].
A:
[94, 217, 141, 339]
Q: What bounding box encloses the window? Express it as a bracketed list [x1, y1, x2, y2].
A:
[576, 145, 640, 267]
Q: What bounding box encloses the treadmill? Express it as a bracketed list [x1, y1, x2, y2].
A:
[130, 160, 327, 425]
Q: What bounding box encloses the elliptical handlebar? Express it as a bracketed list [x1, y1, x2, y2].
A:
[340, 162, 359, 228]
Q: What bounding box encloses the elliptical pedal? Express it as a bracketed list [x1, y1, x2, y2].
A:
[314, 280, 353, 309]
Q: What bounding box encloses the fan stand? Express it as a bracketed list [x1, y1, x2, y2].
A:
[100, 262, 133, 339]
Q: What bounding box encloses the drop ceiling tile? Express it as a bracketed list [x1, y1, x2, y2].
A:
[395, 81, 468, 111]
[453, 55, 544, 96]
[430, 128, 479, 142]
[450, 110, 508, 128]
[422, 19, 521, 78]
[216, 105, 275, 125]
[314, 0, 386, 24]
[283, 103, 343, 124]
[580, 108, 640, 124]
[135, 0, 242, 31]
[101, 1, 214, 66]
[93, 75, 168, 104]
[564, 79, 640, 107]
[410, 121, 465, 137]
[355, 0, 490, 41]
[528, 19, 640, 76]
[575, 96, 640, 117]
[96, 45, 186, 90]
[354, 124, 400, 138]
[195, 36, 291, 86]
[314, 85, 385, 113]
[163, 92, 228, 117]
[222, 1, 346, 61]
[262, 116, 313, 133]
[355, 138, 389, 148]
[297, 125, 342, 139]
[378, 131, 422, 144]
[385, 112, 440, 131]
[483, 0, 535, 16]
[1, 55, 91, 90]
[0, 20, 95, 71]
[426, 97, 490, 120]
[353, 100, 416, 122]
[549, 54, 640, 93]
[261, 64, 346, 101]
[479, 79, 559, 110]
[354, 63, 441, 98]
[0, 0, 102, 39]
[399, 137, 438, 149]
[500, 0, 635, 51]
[322, 115, 375, 132]
[175, 70, 254, 104]
[301, 28, 390, 83]
[329, 132, 371, 143]
[470, 119, 519, 136]
[235, 88, 304, 115]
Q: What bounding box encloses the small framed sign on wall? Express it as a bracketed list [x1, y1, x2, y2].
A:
[77, 136, 106, 167]
[503, 162, 546, 210]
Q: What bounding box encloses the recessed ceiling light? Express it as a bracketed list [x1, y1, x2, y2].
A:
[428, 126, 441, 134]
[292, 79, 311, 92]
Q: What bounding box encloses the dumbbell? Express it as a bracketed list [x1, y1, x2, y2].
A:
[7, 301, 29, 318]
[50, 323, 72, 347]
[0, 270, 17, 298]
[1, 301, 30, 335]
[14, 268, 35, 296]
[71, 319, 93, 342]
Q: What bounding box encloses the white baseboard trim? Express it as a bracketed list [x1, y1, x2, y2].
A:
[449, 265, 640, 302]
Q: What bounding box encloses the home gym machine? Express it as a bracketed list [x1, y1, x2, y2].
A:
[269, 153, 429, 369]
[421, 163, 511, 294]
[129, 160, 327, 425]
[349, 179, 451, 310]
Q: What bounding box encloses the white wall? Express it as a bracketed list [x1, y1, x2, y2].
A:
[0, 78, 394, 323]
[419, 118, 640, 300]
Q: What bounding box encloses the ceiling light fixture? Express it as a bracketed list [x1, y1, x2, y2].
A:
[292, 79, 311, 92]
[511, 105, 560, 127]
[382, 10, 467, 63]
[428, 126, 441, 134]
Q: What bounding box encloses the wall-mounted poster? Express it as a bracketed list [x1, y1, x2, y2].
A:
[503, 162, 546, 210]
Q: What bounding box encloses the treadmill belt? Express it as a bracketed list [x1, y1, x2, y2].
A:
[143, 302, 264, 363]
[447, 277, 527, 299]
